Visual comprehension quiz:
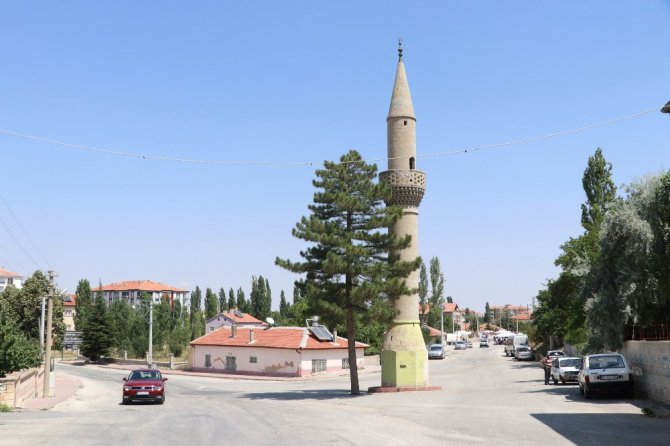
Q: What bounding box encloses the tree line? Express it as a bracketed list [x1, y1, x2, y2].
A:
[532, 148, 670, 353]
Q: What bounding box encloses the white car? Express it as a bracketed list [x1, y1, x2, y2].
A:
[514, 345, 533, 361]
[454, 341, 467, 350]
[428, 344, 445, 359]
[550, 357, 582, 384]
[578, 353, 634, 399]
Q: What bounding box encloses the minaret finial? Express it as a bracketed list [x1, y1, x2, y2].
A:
[398, 37, 403, 60]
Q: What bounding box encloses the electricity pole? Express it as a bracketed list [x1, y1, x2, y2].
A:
[439, 300, 444, 345]
[148, 301, 153, 369]
[43, 271, 55, 398]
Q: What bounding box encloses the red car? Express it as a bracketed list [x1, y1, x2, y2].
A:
[122, 369, 167, 404]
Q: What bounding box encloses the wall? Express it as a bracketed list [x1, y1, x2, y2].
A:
[621, 341, 670, 406]
[191, 345, 301, 377]
[0, 367, 44, 409]
[300, 348, 365, 376]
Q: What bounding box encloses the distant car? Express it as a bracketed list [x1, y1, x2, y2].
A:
[479, 339, 489, 348]
[454, 341, 467, 350]
[551, 357, 582, 384]
[428, 344, 445, 359]
[122, 369, 167, 405]
[514, 345, 533, 361]
[578, 353, 633, 399]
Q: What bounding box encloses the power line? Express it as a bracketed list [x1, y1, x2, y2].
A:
[0, 106, 659, 167]
[0, 193, 52, 269]
[0, 212, 42, 270]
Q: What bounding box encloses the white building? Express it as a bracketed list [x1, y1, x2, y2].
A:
[205, 310, 265, 333]
[190, 326, 367, 377]
[93, 280, 188, 308]
[0, 268, 23, 292]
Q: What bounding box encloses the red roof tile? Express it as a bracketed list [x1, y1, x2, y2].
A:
[221, 311, 264, 325]
[190, 326, 368, 350]
[0, 268, 22, 277]
[63, 293, 76, 307]
[93, 280, 186, 293]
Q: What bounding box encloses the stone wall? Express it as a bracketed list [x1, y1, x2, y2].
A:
[622, 341, 670, 406]
[0, 367, 44, 409]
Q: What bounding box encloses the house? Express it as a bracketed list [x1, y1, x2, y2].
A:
[93, 280, 188, 308]
[425, 326, 446, 346]
[205, 310, 265, 333]
[63, 293, 76, 331]
[0, 268, 23, 291]
[189, 325, 367, 377]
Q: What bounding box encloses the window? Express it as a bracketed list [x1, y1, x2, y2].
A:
[409, 157, 415, 170]
[403, 120, 407, 126]
[205, 354, 212, 368]
[250, 356, 257, 364]
[209, 326, 215, 332]
[312, 359, 327, 373]
[342, 357, 350, 370]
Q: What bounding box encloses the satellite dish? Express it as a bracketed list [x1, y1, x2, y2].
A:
[266, 317, 275, 326]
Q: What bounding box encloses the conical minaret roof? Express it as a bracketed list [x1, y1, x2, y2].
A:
[387, 58, 415, 121]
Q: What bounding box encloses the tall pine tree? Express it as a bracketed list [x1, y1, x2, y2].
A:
[276, 150, 420, 395]
[80, 294, 112, 361]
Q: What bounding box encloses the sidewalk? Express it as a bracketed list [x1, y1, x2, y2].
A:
[18, 373, 82, 412]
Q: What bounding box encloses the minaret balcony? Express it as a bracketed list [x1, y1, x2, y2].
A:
[379, 169, 426, 207]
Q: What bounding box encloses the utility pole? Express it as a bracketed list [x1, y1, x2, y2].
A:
[148, 300, 153, 369]
[439, 300, 444, 345]
[39, 296, 46, 351]
[43, 271, 55, 398]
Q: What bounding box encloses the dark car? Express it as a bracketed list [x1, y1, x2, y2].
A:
[122, 369, 167, 404]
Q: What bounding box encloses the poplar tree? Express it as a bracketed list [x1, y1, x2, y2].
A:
[418, 262, 428, 326]
[279, 290, 290, 319]
[74, 279, 93, 332]
[227, 288, 235, 312]
[205, 288, 218, 319]
[276, 150, 420, 395]
[218, 288, 227, 312]
[236, 288, 248, 313]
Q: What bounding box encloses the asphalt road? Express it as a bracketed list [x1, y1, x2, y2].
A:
[1, 344, 667, 445]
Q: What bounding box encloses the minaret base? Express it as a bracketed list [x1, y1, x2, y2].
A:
[370, 321, 440, 392]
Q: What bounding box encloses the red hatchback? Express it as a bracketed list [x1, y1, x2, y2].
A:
[122, 369, 167, 404]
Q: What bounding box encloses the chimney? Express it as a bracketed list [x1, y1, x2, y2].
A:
[249, 328, 254, 343]
[333, 329, 337, 343]
[232, 323, 237, 338]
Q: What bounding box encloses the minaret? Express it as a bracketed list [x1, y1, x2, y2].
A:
[379, 42, 430, 389]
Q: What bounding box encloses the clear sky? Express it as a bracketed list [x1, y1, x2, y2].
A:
[1, 1, 669, 313]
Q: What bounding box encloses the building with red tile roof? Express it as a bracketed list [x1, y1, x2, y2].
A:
[189, 326, 367, 377]
[205, 310, 266, 333]
[93, 280, 188, 308]
[63, 293, 76, 331]
[0, 267, 23, 291]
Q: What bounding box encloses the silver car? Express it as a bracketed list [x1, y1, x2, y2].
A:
[428, 344, 445, 359]
[514, 345, 533, 361]
[550, 357, 582, 384]
[454, 341, 467, 350]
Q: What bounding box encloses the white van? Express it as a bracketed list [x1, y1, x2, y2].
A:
[504, 334, 528, 356]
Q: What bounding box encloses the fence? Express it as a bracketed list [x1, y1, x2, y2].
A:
[0, 367, 44, 409]
[625, 323, 670, 341]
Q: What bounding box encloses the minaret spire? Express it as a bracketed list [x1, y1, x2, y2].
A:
[398, 37, 403, 60]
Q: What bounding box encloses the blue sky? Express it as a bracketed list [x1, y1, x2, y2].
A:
[1, 1, 669, 313]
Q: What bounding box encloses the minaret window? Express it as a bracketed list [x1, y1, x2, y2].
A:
[404, 120, 407, 126]
[409, 157, 415, 170]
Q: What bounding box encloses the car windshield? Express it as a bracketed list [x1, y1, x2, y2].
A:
[589, 355, 624, 369]
[430, 345, 442, 351]
[129, 371, 161, 380]
[560, 358, 582, 368]
[517, 347, 530, 351]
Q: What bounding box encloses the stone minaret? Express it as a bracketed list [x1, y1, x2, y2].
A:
[379, 43, 428, 388]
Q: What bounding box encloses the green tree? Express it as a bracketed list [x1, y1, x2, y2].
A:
[108, 299, 134, 354]
[236, 288, 248, 313]
[218, 288, 228, 312]
[80, 294, 112, 361]
[483, 302, 491, 323]
[418, 262, 428, 326]
[0, 298, 41, 376]
[427, 257, 445, 330]
[204, 287, 218, 320]
[276, 150, 420, 395]
[227, 288, 235, 311]
[279, 290, 290, 320]
[190, 286, 202, 314]
[74, 279, 93, 332]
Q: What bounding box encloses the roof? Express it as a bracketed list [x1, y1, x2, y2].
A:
[206, 311, 264, 325]
[190, 326, 368, 350]
[442, 303, 459, 313]
[63, 293, 76, 307]
[426, 326, 445, 337]
[387, 60, 415, 120]
[93, 280, 186, 293]
[511, 313, 531, 321]
[0, 268, 22, 278]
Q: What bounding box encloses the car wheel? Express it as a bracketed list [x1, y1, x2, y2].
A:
[560, 377, 566, 385]
[584, 388, 592, 399]
[552, 376, 558, 385]
[579, 384, 584, 395]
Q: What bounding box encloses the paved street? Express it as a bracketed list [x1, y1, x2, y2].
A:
[1, 344, 667, 445]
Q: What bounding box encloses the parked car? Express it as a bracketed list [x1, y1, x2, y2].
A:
[578, 353, 633, 399]
[505, 334, 528, 357]
[428, 344, 446, 359]
[466, 341, 473, 349]
[551, 357, 582, 384]
[479, 339, 489, 348]
[514, 345, 533, 361]
[454, 341, 467, 350]
[122, 369, 167, 404]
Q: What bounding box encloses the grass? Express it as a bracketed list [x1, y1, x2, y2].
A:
[0, 403, 13, 412]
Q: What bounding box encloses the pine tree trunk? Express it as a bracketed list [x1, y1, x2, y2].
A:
[346, 307, 360, 395]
